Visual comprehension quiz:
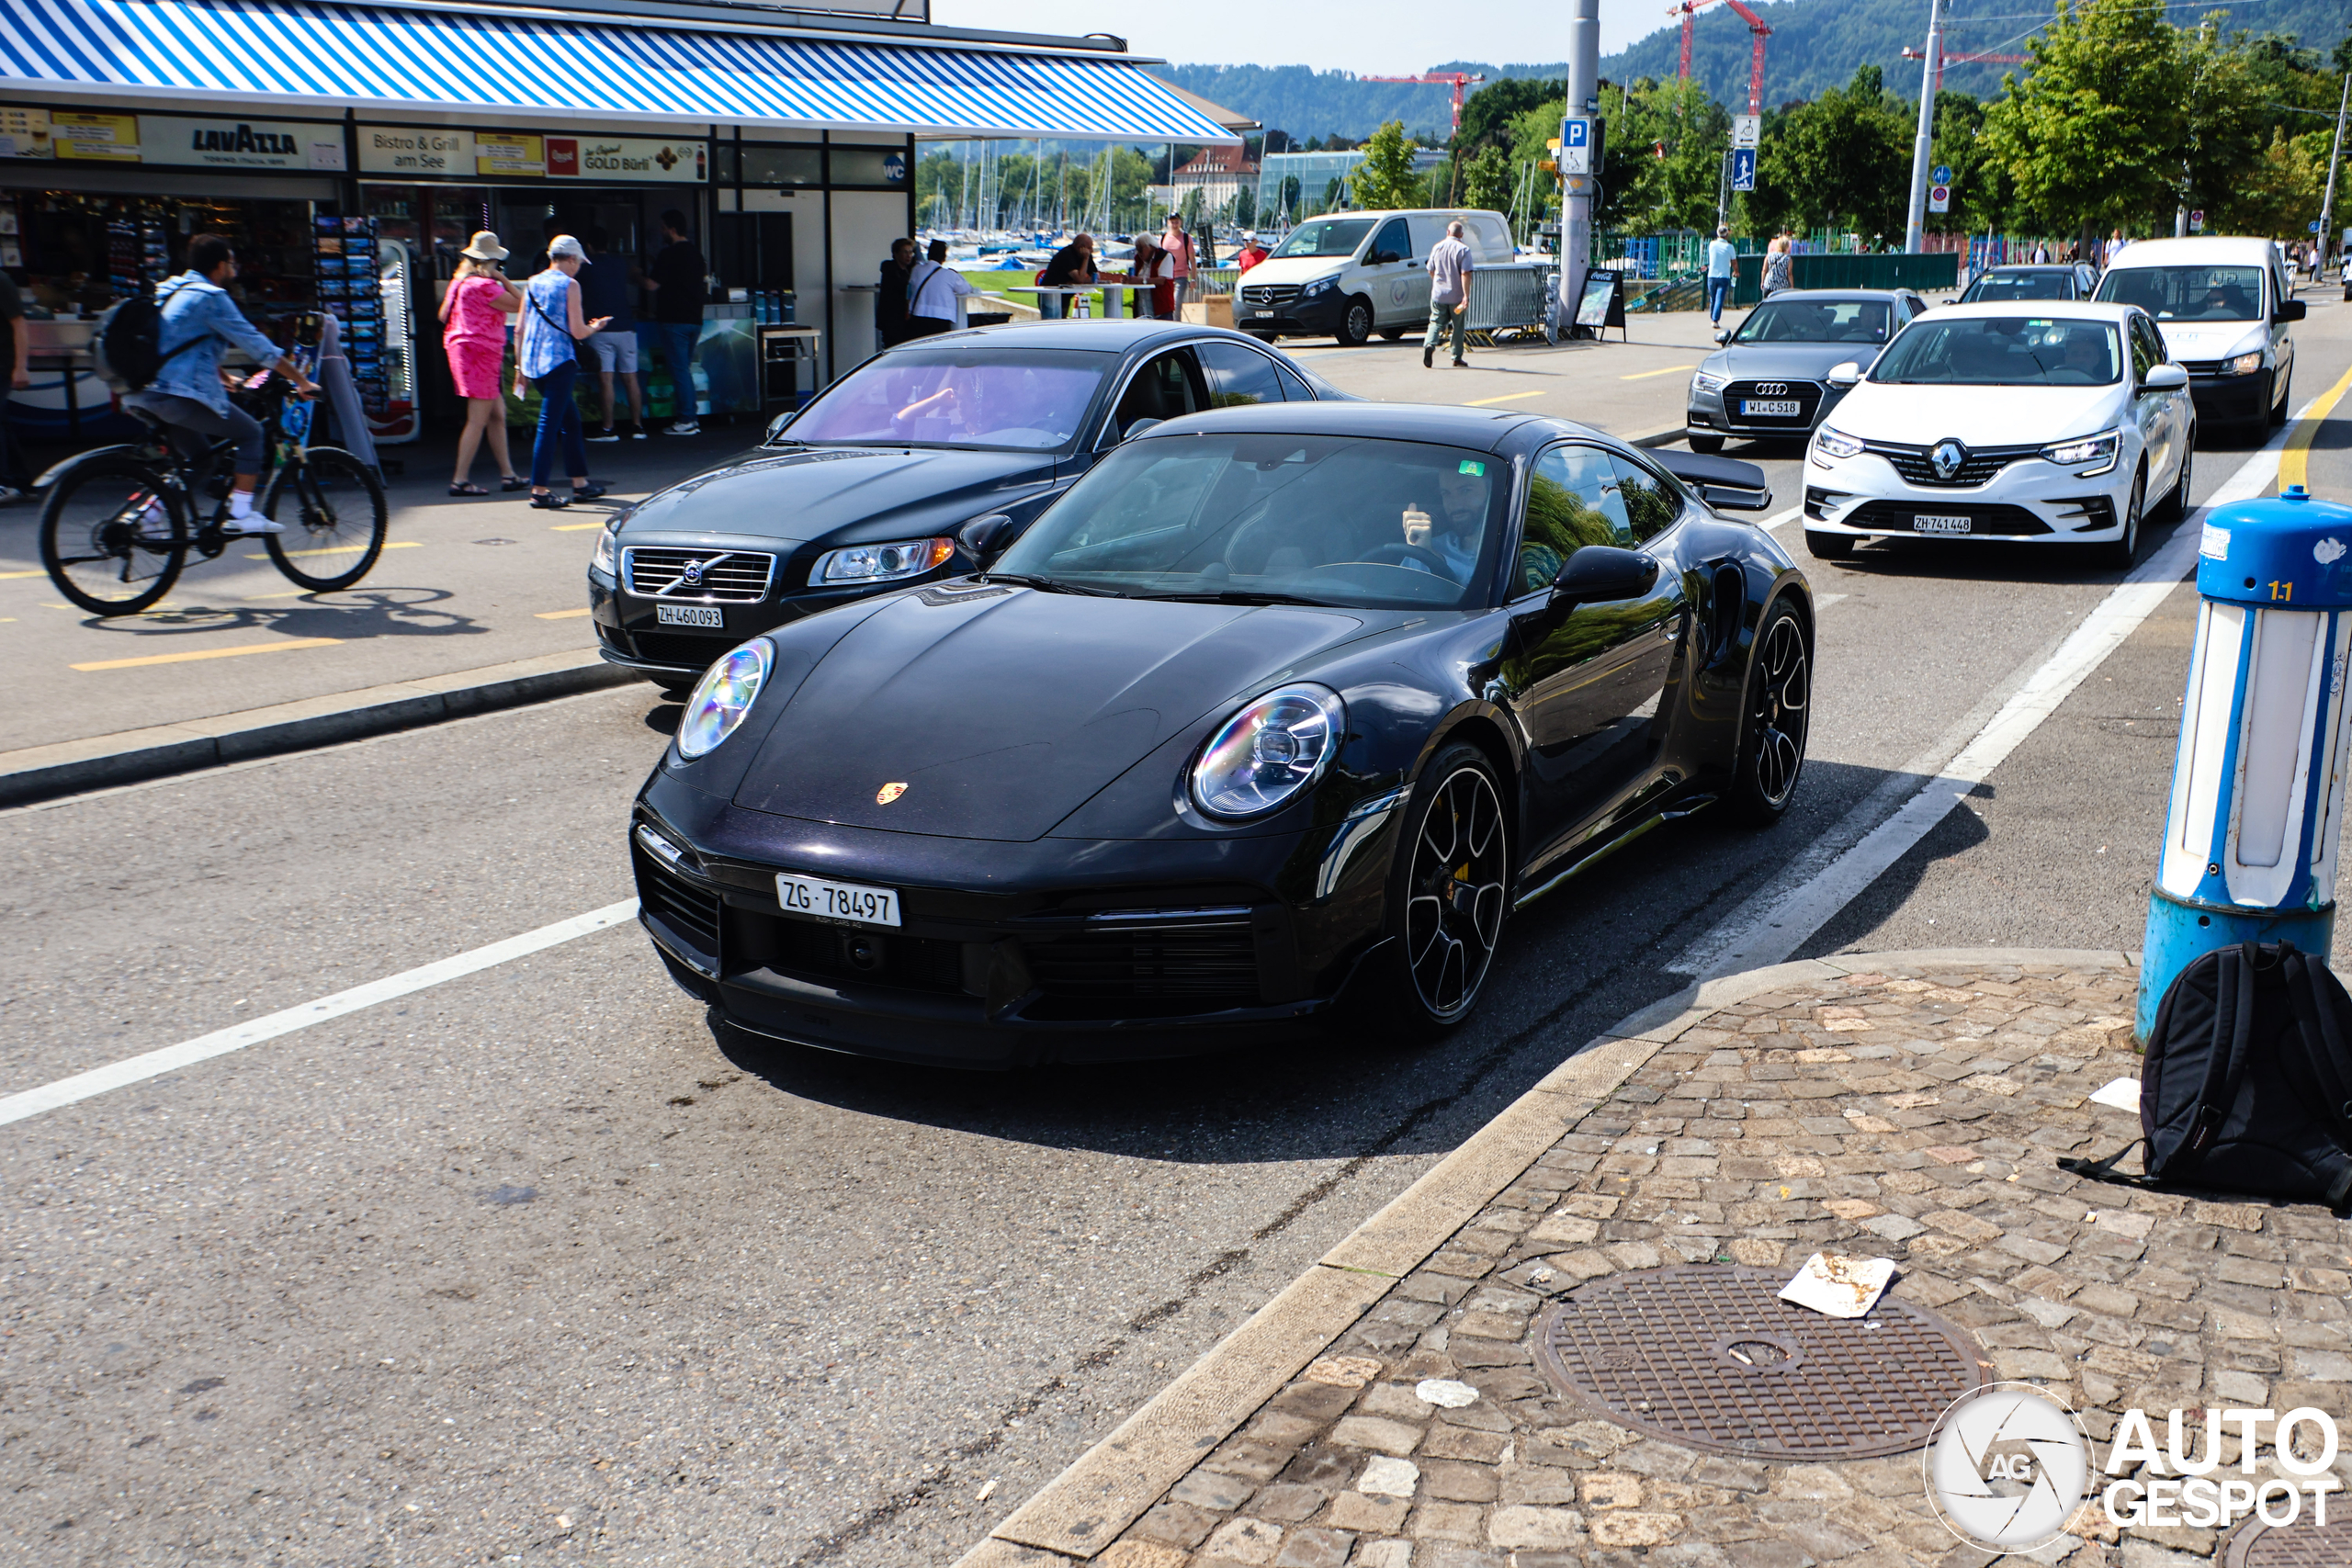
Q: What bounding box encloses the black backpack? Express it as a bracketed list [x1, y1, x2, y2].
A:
[2062, 941, 2352, 1210]
[93, 283, 205, 393]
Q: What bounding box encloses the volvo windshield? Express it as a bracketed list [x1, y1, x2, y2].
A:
[779, 349, 1113, 451]
[1870, 317, 2120, 385]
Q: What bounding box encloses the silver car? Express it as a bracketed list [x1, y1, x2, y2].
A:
[1684, 288, 1928, 451]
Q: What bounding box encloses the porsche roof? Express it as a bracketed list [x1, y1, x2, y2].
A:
[1136, 400, 1592, 453]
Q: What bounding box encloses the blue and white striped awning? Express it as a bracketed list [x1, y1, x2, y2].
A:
[0, 0, 1238, 142]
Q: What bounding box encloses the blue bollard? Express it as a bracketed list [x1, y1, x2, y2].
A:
[2140, 486, 2352, 1038]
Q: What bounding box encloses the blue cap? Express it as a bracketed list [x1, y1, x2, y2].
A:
[2194, 487, 2352, 609]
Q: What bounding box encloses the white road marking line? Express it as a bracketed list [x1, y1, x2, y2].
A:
[1760, 506, 1802, 533]
[0, 899, 639, 1128]
[1670, 418, 2304, 979]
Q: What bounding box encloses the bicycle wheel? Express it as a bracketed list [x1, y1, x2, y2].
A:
[39, 457, 187, 616]
[261, 447, 387, 592]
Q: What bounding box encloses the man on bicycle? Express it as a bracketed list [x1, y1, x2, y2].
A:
[126, 233, 322, 535]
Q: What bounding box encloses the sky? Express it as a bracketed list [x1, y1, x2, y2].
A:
[927, 0, 1676, 73]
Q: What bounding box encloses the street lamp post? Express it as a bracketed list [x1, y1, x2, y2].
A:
[1560, 0, 1600, 335]
[1903, 0, 1944, 254]
[2319, 73, 2349, 282]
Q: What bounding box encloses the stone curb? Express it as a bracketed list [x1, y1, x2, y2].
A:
[953, 946, 2138, 1567]
[0, 649, 639, 807]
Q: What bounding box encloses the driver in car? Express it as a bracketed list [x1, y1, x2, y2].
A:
[1399, 463, 1490, 585]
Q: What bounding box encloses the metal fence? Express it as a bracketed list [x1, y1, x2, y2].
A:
[1465, 264, 1560, 344]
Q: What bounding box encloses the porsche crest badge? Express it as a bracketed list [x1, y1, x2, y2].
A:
[876, 782, 908, 805]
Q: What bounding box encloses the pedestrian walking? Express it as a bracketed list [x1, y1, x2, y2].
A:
[1759, 234, 1793, 299]
[1706, 225, 1736, 325]
[0, 265, 29, 504]
[439, 231, 524, 496]
[644, 209, 707, 435]
[876, 238, 915, 349]
[1037, 232, 1098, 320]
[577, 228, 645, 444]
[1161, 214, 1193, 312]
[1422, 219, 1474, 368]
[513, 234, 611, 511]
[905, 239, 974, 337]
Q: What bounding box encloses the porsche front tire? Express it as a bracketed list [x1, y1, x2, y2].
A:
[1726, 599, 1810, 827]
[1370, 743, 1510, 1038]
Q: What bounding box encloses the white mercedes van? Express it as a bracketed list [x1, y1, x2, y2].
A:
[1234, 209, 1516, 346]
[2094, 236, 2303, 434]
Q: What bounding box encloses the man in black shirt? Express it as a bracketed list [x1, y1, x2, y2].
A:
[645, 209, 707, 435]
[1037, 232, 1096, 319]
[876, 238, 915, 349]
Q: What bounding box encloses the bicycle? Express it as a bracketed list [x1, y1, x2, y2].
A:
[39, 322, 389, 617]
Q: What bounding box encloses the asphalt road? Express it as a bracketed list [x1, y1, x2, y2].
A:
[4, 295, 2350, 1566]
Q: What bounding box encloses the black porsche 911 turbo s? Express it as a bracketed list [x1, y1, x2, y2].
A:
[628, 401, 1812, 1066]
[586, 319, 1348, 694]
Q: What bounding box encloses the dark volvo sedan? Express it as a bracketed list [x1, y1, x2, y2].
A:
[587, 320, 1345, 694]
[628, 402, 1813, 1067]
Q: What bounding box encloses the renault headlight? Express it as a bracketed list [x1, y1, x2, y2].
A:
[2224, 351, 2264, 376]
[592, 517, 621, 578]
[676, 638, 774, 760]
[2041, 428, 2119, 474]
[1813, 425, 1865, 460]
[811, 536, 955, 585]
[1191, 683, 1346, 820]
[1691, 369, 1727, 394]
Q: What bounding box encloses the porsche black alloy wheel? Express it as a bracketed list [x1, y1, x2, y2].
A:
[1728, 602, 1809, 826]
[1385, 744, 1510, 1032]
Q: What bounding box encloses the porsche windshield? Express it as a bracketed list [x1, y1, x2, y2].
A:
[780, 349, 1112, 450]
[1268, 219, 1375, 260]
[1870, 317, 2120, 385]
[2096, 265, 2267, 321]
[1730, 299, 1891, 344]
[991, 434, 1507, 609]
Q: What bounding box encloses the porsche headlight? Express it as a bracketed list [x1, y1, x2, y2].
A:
[811, 536, 956, 584]
[1813, 425, 1865, 460]
[2041, 428, 2119, 474]
[676, 637, 774, 760]
[1690, 369, 1727, 394]
[592, 517, 620, 578]
[1191, 683, 1346, 820]
[2224, 351, 2264, 376]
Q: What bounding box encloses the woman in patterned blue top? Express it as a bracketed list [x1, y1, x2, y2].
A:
[513, 234, 611, 510]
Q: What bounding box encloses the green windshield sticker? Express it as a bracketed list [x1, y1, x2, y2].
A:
[1459, 460, 1486, 476]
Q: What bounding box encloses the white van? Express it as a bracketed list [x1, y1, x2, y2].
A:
[1234, 209, 1516, 346]
[2094, 236, 2303, 434]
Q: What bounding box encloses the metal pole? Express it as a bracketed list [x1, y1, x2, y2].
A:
[1903, 0, 1943, 253]
[2318, 73, 2350, 282]
[1561, 0, 1600, 333]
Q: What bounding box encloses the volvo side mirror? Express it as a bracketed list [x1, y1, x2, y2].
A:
[1826, 362, 1862, 389]
[959, 513, 1016, 565]
[763, 410, 797, 444]
[1121, 418, 1165, 442]
[2143, 363, 2189, 391]
[1553, 546, 1659, 606]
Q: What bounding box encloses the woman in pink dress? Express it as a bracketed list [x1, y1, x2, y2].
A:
[440, 231, 524, 495]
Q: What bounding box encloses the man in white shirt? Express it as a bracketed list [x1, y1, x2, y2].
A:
[1423, 220, 1476, 368]
[906, 240, 975, 337]
[1706, 226, 1737, 324]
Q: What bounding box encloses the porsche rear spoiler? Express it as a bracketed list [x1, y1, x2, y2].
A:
[1657, 451, 1773, 513]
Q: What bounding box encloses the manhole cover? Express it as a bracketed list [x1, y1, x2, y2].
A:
[2224, 1514, 2352, 1566]
[1533, 1266, 1991, 1461]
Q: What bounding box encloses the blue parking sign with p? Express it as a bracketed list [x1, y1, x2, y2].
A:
[1731, 147, 1757, 191]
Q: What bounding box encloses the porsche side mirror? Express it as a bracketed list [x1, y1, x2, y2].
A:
[1826, 362, 1862, 389]
[1552, 546, 1659, 606]
[2275, 299, 2307, 322]
[1713, 327, 1732, 345]
[2143, 363, 2189, 391]
[959, 513, 1016, 564]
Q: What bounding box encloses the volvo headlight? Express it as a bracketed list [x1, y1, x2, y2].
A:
[1300, 276, 1338, 299]
[1191, 683, 1347, 820]
[1813, 425, 1865, 460]
[2041, 428, 2120, 474]
[811, 536, 955, 585]
[1691, 369, 1727, 394]
[592, 517, 620, 577]
[676, 637, 774, 760]
[2224, 351, 2264, 376]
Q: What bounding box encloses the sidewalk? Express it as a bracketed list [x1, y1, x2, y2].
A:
[958, 952, 2352, 1568]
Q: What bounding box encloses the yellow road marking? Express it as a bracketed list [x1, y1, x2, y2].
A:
[1620, 364, 1699, 381]
[243, 539, 420, 560]
[74, 637, 342, 671]
[2278, 359, 2352, 494]
[1464, 389, 1546, 406]
[535, 607, 593, 619]
[0, 570, 44, 580]
[548, 521, 605, 532]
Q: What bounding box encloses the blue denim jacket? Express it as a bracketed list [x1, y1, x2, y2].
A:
[149, 272, 280, 416]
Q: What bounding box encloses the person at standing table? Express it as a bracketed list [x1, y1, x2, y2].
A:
[1120, 233, 1160, 319]
[1161, 214, 1194, 313]
[513, 234, 611, 512]
[1036, 233, 1097, 320]
[439, 230, 524, 496]
[644, 209, 707, 435]
[1759, 234, 1793, 299]
[876, 238, 916, 350]
[1235, 232, 1270, 273]
[578, 228, 644, 443]
[0, 267, 28, 504]
[1705, 225, 1736, 325]
[1422, 219, 1474, 369]
[905, 240, 974, 337]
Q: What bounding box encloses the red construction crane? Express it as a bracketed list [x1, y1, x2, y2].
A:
[1902, 45, 2030, 96]
[1668, 0, 1771, 117]
[1357, 72, 1487, 137]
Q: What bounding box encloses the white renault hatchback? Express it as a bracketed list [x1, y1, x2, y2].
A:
[1802, 301, 2193, 567]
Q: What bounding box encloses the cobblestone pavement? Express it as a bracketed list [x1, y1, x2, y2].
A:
[1076, 961, 2352, 1568]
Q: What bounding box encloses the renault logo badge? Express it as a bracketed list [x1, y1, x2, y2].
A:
[1930, 440, 1967, 480]
[876, 782, 908, 805]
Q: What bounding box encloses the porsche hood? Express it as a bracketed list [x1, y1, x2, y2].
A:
[732, 585, 1367, 840]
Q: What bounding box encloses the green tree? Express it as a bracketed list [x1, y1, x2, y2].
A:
[1351, 120, 1423, 210]
[1463, 146, 1516, 214]
[1757, 65, 1912, 236]
[1981, 0, 2190, 236]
